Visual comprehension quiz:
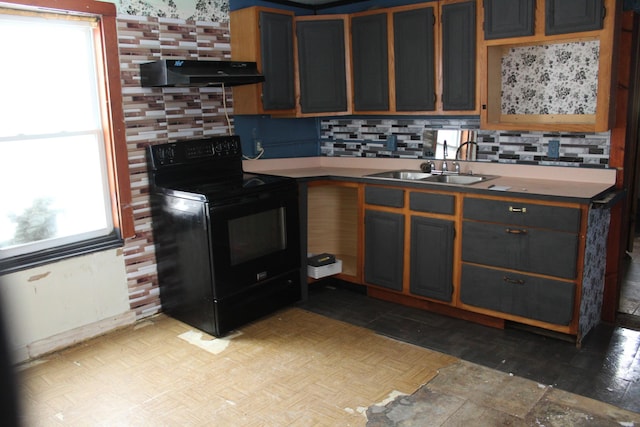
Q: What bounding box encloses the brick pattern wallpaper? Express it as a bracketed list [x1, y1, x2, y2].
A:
[117, 15, 233, 319]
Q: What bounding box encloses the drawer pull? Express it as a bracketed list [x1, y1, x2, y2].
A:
[508, 206, 527, 213]
[503, 276, 525, 285]
[505, 228, 528, 235]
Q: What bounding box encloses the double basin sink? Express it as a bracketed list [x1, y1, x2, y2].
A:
[365, 170, 497, 186]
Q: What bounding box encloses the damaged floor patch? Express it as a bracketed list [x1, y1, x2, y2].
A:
[178, 330, 242, 354]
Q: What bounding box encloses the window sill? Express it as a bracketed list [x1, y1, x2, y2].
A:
[0, 232, 124, 276]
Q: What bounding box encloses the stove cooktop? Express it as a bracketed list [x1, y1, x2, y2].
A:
[154, 172, 294, 202]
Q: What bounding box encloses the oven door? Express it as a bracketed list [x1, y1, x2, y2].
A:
[208, 183, 300, 299]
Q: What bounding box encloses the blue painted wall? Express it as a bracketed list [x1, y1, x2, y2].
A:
[234, 115, 320, 158]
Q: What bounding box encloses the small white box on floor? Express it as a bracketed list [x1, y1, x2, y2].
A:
[307, 259, 342, 279]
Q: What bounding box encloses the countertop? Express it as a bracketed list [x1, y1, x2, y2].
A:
[243, 157, 617, 202]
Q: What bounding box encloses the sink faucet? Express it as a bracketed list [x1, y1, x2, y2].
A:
[441, 140, 448, 173]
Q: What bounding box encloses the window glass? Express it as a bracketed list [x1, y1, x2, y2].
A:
[435, 130, 461, 160]
[0, 13, 113, 258]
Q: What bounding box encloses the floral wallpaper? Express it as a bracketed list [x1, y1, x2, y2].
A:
[579, 206, 610, 343]
[116, 0, 229, 22]
[501, 41, 600, 116]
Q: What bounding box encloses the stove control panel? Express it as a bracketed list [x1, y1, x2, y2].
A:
[149, 136, 242, 168]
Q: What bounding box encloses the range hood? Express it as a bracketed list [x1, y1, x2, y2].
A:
[140, 59, 265, 87]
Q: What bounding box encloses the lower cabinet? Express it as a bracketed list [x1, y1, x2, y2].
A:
[364, 185, 456, 303]
[364, 210, 404, 291]
[355, 184, 600, 343]
[410, 216, 454, 301]
[459, 195, 586, 334]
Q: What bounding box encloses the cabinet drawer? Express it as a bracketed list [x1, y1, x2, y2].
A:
[410, 192, 455, 215]
[463, 197, 581, 232]
[462, 221, 579, 279]
[460, 264, 575, 326]
[365, 186, 404, 207]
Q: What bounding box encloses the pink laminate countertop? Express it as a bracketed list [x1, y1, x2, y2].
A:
[243, 157, 616, 201]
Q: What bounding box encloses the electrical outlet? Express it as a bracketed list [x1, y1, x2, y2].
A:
[548, 140, 560, 159]
[255, 140, 262, 152]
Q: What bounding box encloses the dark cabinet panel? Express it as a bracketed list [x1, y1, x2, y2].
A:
[463, 198, 581, 232]
[260, 11, 295, 110]
[409, 192, 455, 215]
[352, 13, 389, 111]
[460, 264, 575, 325]
[296, 19, 348, 114]
[462, 221, 579, 279]
[393, 7, 436, 111]
[410, 216, 454, 302]
[545, 0, 604, 35]
[441, 1, 476, 110]
[365, 186, 404, 208]
[365, 210, 404, 291]
[484, 0, 535, 39]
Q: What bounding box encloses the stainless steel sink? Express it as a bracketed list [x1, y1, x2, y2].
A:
[365, 169, 497, 186]
[366, 170, 432, 180]
[424, 174, 495, 185]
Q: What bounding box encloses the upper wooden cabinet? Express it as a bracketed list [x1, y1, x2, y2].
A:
[295, 16, 351, 116]
[230, 7, 296, 116]
[350, 0, 478, 115]
[484, 0, 535, 39]
[545, 0, 605, 35]
[478, 0, 620, 132]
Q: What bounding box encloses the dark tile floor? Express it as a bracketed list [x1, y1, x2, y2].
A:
[299, 280, 640, 414]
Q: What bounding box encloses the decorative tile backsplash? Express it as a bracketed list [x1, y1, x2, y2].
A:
[320, 118, 610, 168]
[501, 41, 600, 115]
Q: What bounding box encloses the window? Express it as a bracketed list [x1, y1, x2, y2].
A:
[435, 130, 461, 161]
[0, 1, 133, 273]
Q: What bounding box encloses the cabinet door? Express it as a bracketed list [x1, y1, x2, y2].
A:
[352, 13, 389, 111]
[393, 7, 436, 111]
[545, 0, 604, 35]
[296, 19, 348, 114]
[460, 264, 575, 325]
[410, 216, 454, 302]
[260, 11, 295, 110]
[441, 1, 476, 111]
[365, 210, 404, 291]
[483, 0, 535, 40]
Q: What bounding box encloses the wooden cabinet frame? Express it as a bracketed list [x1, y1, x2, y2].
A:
[230, 7, 297, 116]
[478, 0, 621, 131]
[306, 181, 362, 283]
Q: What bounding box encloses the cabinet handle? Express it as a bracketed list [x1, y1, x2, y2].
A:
[503, 276, 525, 285]
[505, 228, 527, 235]
[508, 206, 527, 213]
